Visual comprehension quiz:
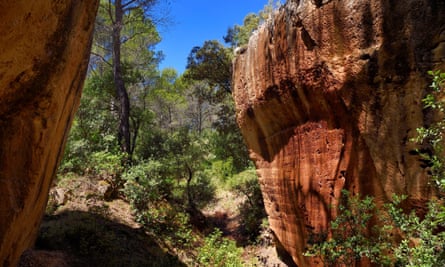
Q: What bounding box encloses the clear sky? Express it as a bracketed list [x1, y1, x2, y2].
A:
[156, 0, 269, 74]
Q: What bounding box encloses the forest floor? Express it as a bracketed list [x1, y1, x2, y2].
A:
[24, 175, 288, 267]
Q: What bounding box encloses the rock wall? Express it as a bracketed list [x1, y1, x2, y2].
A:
[233, 0, 445, 266]
[0, 1, 98, 266]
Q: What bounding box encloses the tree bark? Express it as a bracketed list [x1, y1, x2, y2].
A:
[112, 0, 132, 159]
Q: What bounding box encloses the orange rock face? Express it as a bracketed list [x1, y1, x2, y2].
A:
[233, 0, 445, 266]
[0, 1, 98, 266]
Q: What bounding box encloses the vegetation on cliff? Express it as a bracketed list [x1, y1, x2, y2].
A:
[305, 71, 445, 266]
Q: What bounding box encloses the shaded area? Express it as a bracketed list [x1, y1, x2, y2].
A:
[34, 210, 185, 267]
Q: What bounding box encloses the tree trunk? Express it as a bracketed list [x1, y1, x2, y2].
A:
[112, 0, 132, 159]
[186, 165, 195, 211]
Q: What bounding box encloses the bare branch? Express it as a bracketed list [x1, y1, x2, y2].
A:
[94, 43, 111, 54]
[107, 0, 115, 24]
[91, 52, 113, 67]
[122, 0, 139, 9]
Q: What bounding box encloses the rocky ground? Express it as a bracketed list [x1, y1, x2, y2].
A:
[20, 175, 288, 267]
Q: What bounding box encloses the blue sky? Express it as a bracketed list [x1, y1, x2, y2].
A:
[156, 0, 269, 74]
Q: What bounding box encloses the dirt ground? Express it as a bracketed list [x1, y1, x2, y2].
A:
[23, 175, 289, 266]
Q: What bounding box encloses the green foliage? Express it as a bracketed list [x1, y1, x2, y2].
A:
[209, 101, 251, 173]
[196, 229, 244, 267]
[413, 70, 445, 189]
[304, 190, 392, 266]
[208, 158, 236, 185]
[91, 150, 125, 177]
[58, 1, 261, 262]
[185, 40, 232, 94]
[122, 161, 173, 211]
[122, 161, 196, 248]
[304, 191, 445, 267]
[224, 13, 260, 48]
[385, 195, 445, 266]
[59, 72, 120, 174]
[224, 0, 281, 48]
[230, 169, 267, 242]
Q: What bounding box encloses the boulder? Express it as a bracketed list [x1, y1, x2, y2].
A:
[0, 1, 98, 266]
[232, 0, 445, 266]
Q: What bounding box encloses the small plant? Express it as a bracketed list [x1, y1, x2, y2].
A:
[196, 228, 243, 267]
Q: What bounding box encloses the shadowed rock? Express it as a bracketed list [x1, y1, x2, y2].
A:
[0, 1, 99, 266]
[233, 0, 445, 266]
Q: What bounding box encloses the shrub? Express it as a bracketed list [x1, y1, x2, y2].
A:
[196, 228, 243, 267]
[230, 169, 267, 242]
[304, 190, 392, 266]
[122, 161, 195, 248]
[386, 195, 445, 266]
[208, 158, 236, 185]
[414, 70, 445, 190]
[122, 161, 173, 212]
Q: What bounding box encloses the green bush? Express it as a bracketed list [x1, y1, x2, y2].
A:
[305, 192, 445, 266]
[91, 150, 125, 177]
[230, 169, 267, 242]
[208, 158, 236, 185]
[122, 161, 196, 248]
[386, 195, 445, 266]
[413, 70, 445, 190]
[304, 190, 392, 266]
[196, 228, 243, 267]
[122, 161, 173, 212]
[185, 172, 216, 210]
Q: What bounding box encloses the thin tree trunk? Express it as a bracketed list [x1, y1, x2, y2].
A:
[112, 0, 132, 160]
[186, 164, 195, 210]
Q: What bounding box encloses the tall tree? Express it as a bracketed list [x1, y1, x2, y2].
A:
[185, 41, 250, 172]
[185, 40, 233, 94]
[92, 0, 162, 160]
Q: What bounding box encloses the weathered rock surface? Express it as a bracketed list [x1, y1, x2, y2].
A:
[233, 0, 445, 266]
[0, 1, 98, 266]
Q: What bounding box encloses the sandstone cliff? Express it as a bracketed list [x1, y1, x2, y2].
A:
[233, 0, 445, 266]
[0, 1, 98, 266]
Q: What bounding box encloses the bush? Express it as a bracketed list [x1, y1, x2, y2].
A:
[414, 70, 445, 190]
[122, 161, 173, 212]
[230, 169, 267, 242]
[305, 191, 445, 266]
[196, 228, 243, 267]
[304, 190, 392, 266]
[208, 158, 236, 185]
[386, 195, 445, 266]
[122, 161, 196, 248]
